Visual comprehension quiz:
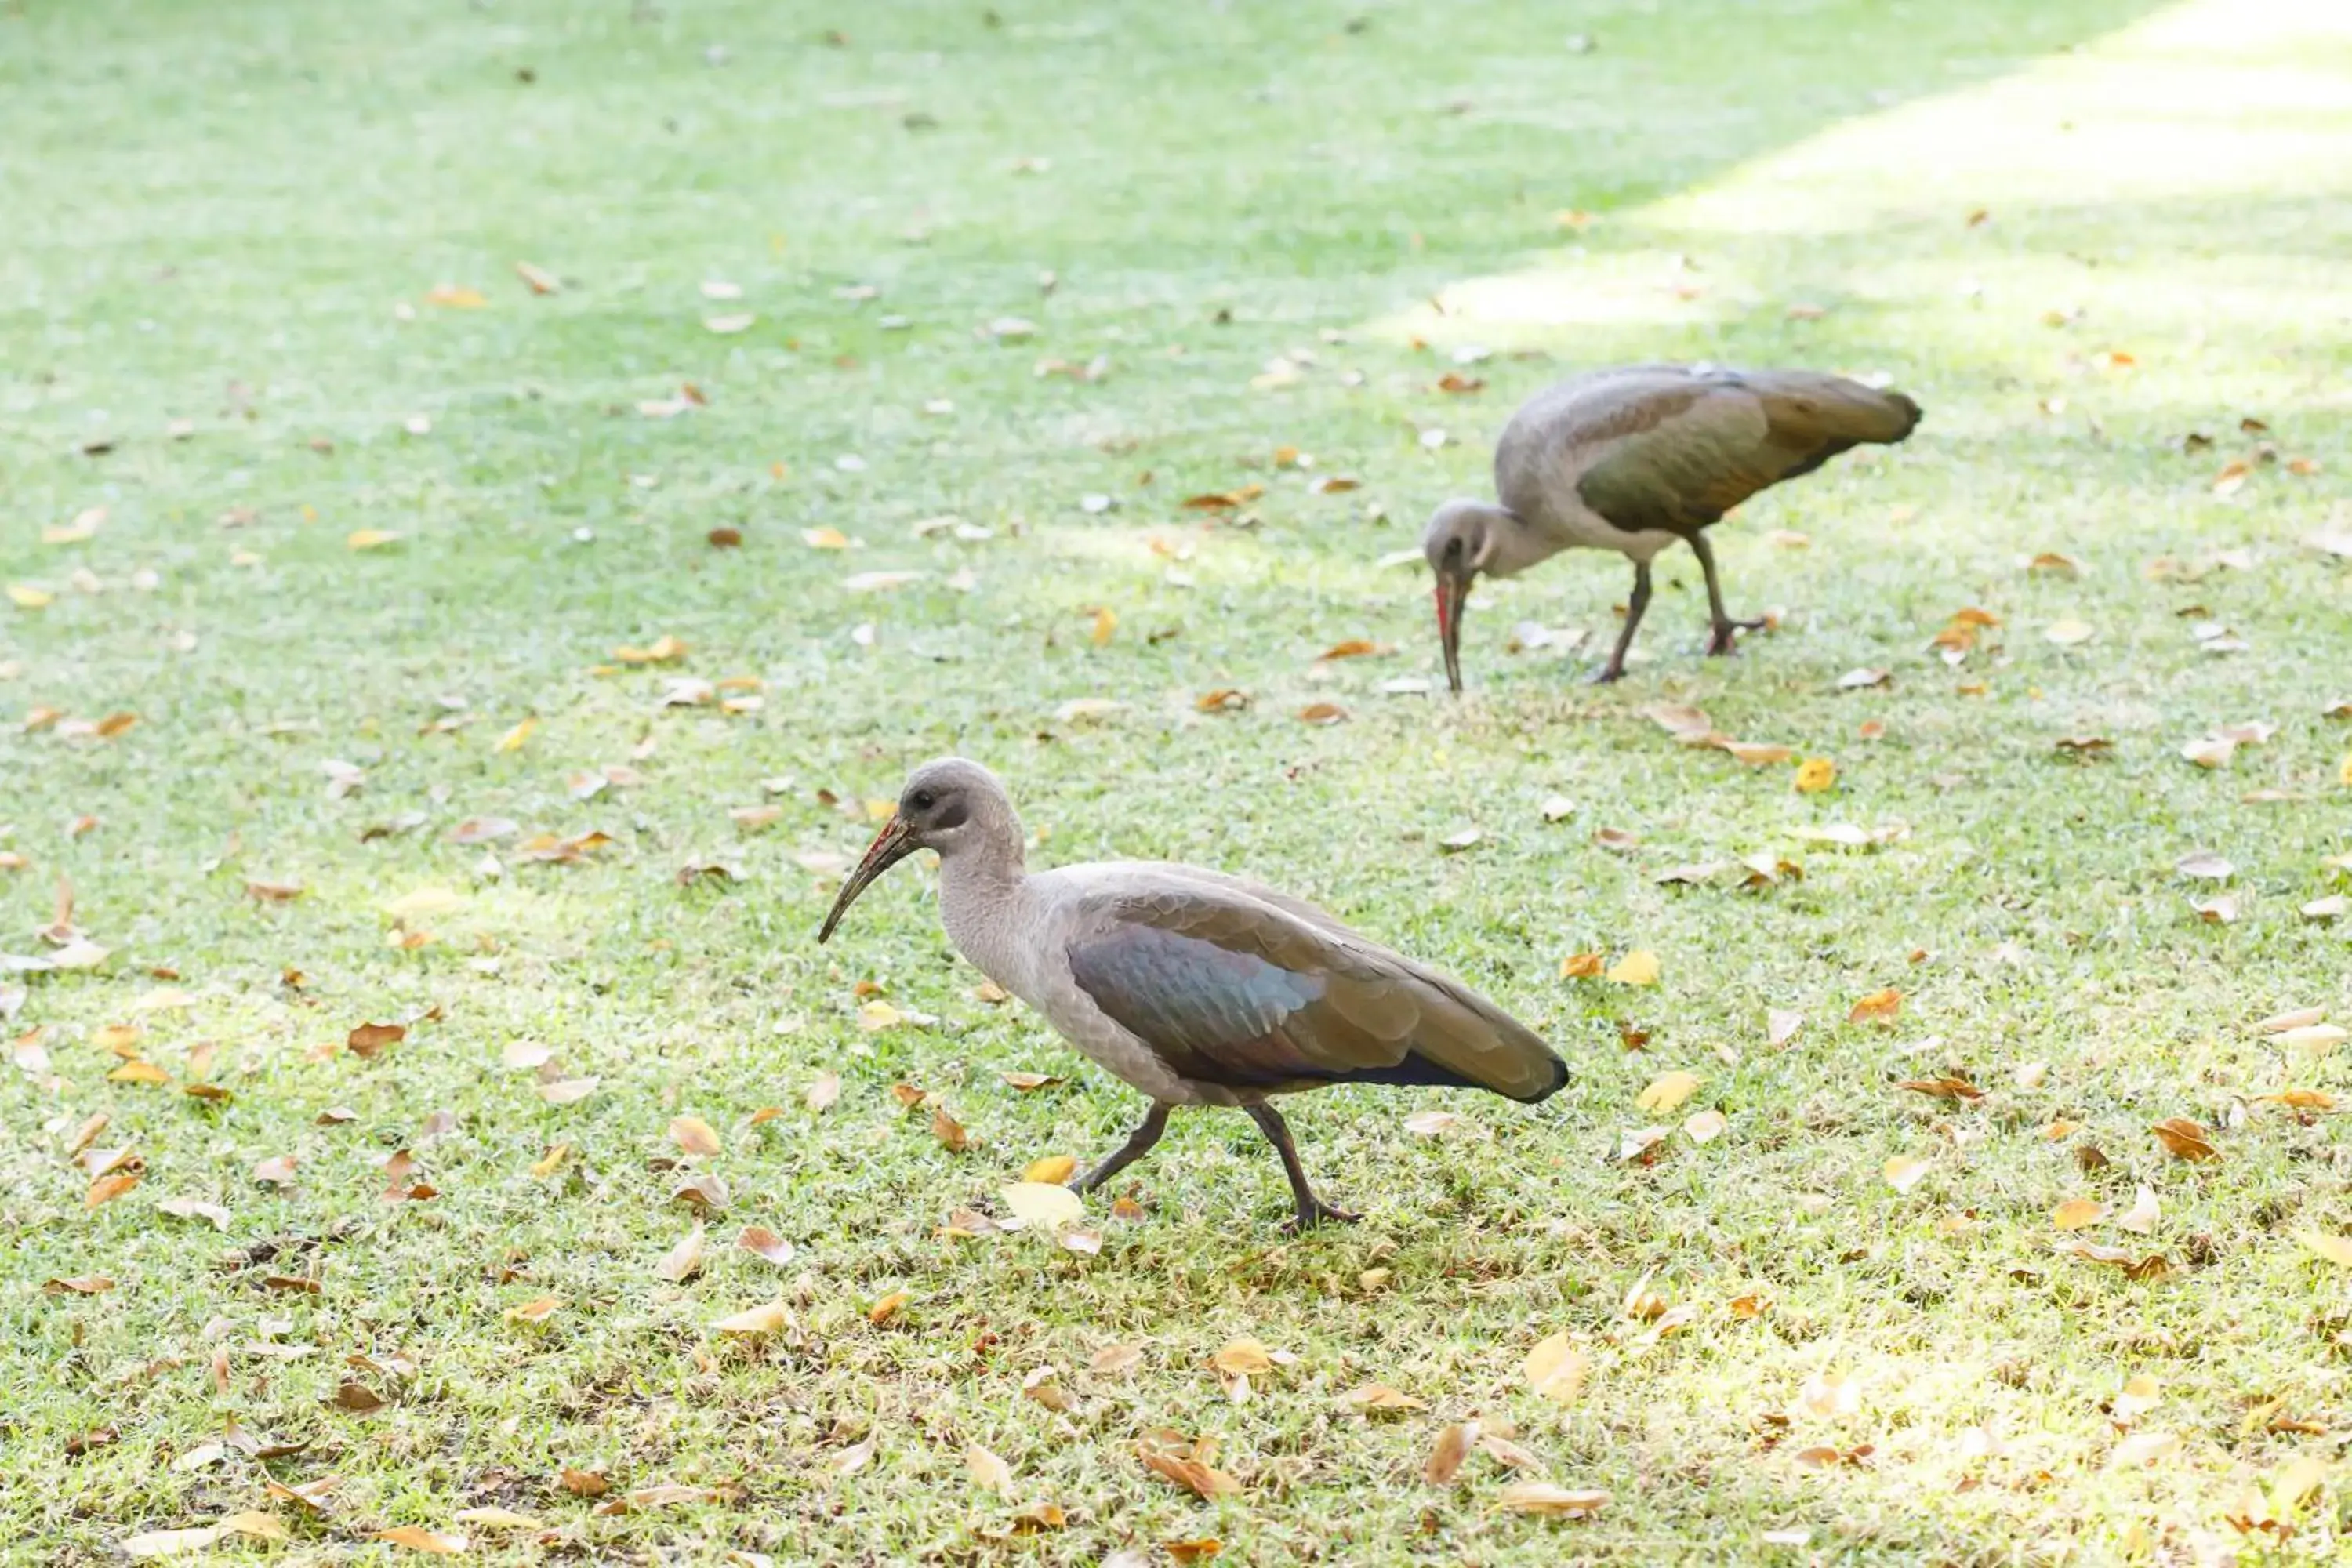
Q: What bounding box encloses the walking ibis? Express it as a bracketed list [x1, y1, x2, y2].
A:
[1424, 364, 1922, 688]
[817, 758, 1566, 1229]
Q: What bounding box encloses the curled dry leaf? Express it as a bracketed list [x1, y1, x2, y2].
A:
[1792, 757, 1836, 793]
[505, 1295, 562, 1325]
[1091, 1343, 1145, 1377]
[930, 1103, 969, 1152]
[737, 1226, 795, 1266]
[2151, 1118, 2219, 1160]
[2114, 1185, 2160, 1234]
[1848, 989, 1901, 1024]
[656, 1223, 706, 1283]
[1296, 702, 1348, 725]
[1898, 1076, 1983, 1102]
[1767, 1009, 1803, 1047]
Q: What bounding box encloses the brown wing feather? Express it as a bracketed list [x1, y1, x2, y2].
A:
[1573, 369, 1921, 535]
[1065, 889, 1566, 1102]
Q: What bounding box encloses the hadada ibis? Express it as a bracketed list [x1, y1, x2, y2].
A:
[817, 758, 1566, 1230]
[1424, 364, 1922, 688]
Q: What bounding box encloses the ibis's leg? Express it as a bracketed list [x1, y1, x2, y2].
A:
[1073, 1102, 1170, 1192]
[1690, 532, 1766, 656]
[1594, 561, 1653, 683]
[1244, 1103, 1359, 1231]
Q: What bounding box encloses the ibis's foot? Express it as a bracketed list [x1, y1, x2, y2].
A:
[1245, 1102, 1359, 1234]
[1072, 1103, 1171, 1194]
[1282, 1196, 1363, 1233]
[1705, 617, 1768, 657]
[1590, 661, 1629, 684]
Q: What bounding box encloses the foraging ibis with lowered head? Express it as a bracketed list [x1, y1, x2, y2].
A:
[817, 758, 1566, 1230]
[1425, 364, 1922, 688]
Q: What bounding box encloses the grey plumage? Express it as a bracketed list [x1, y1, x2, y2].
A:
[1426, 364, 1922, 686]
[816, 757, 1566, 1229]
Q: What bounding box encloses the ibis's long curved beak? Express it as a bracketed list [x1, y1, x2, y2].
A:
[1434, 567, 1473, 695]
[817, 815, 920, 943]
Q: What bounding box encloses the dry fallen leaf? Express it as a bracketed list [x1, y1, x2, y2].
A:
[1492, 1483, 1610, 1519]
[1424, 1421, 1478, 1486]
[669, 1116, 722, 1158]
[1605, 949, 1660, 986]
[1848, 988, 1901, 1024]
[1683, 1108, 1728, 1145]
[1024, 1153, 1077, 1185]
[713, 1300, 793, 1334]
[1524, 1330, 1589, 1404]
[1883, 1155, 1933, 1193]
[374, 1526, 469, 1555]
[738, 1226, 796, 1266]
[1001, 1181, 1084, 1229]
[2297, 1232, 2352, 1268]
[1792, 757, 1835, 793]
[656, 1224, 706, 1283]
[2151, 1117, 2219, 1161]
[2053, 1198, 2107, 1232]
[1636, 1070, 1700, 1112]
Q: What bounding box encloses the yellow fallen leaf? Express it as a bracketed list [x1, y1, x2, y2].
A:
[425, 284, 488, 308]
[1001, 1181, 1085, 1229]
[1635, 1071, 1700, 1112]
[1793, 757, 1836, 793]
[1605, 949, 1660, 985]
[1491, 1483, 1610, 1519]
[2297, 1232, 2352, 1268]
[713, 1300, 793, 1334]
[1523, 1330, 1589, 1403]
[1024, 1154, 1076, 1185]
[347, 529, 401, 551]
[8, 584, 56, 609]
[452, 1507, 543, 1530]
[965, 1443, 1014, 1494]
[1090, 606, 1117, 646]
[528, 1143, 570, 1178]
[493, 717, 536, 753]
[2053, 1198, 2107, 1232]
[1683, 1109, 1728, 1145]
[2114, 1373, 2161, 1420]
[2045, 618, 2096, 646]
[1883, 1155, 1932, 1193]
[802, 526, 850, 550]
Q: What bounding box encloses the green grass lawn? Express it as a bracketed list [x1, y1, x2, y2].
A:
[6, 0, 2352, 1559]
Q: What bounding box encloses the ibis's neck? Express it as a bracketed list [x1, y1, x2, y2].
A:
[936, 822, 1032, 989]
[1481, 510, 1570, 578]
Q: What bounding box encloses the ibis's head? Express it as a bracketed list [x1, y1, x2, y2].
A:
[1422, 499, 1510, 695]
[816, 757, 1017, 943]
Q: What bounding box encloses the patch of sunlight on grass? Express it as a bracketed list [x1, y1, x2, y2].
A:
[1371, 0, 2352, 352]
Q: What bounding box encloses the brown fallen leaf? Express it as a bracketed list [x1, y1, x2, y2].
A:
[1849, 988, 1902, 1024]
[931, 1104, 969, 1152]
[1424, 1421, 1479, 1486]
[1138, 1441, 1240, 1498]
[1524, 1330, 1588, 1403]
[347, 1022, 405, 1057]
[1898, 1076, 1983, 1102]
[2151, 1118, 2219, 1161]
[738, 1226, 795, 1265]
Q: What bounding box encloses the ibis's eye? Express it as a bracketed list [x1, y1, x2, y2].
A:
[909, 789, 936, 813]
[1443, 537, 1463, 558]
